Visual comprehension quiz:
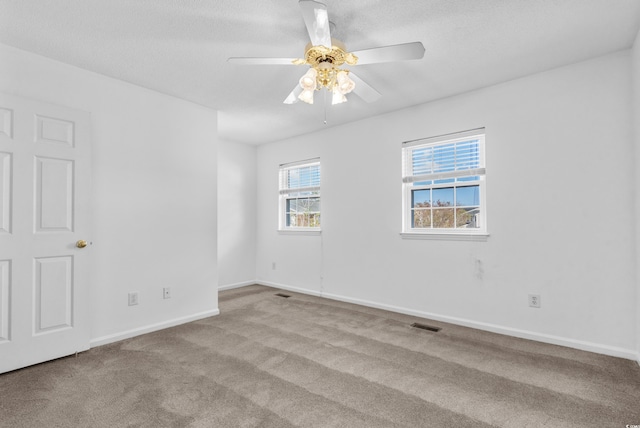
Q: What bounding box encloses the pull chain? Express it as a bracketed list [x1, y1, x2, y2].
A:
[323, 89, 328, 125]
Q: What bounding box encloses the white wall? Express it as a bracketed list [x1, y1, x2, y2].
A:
[0, 44, 219, 345]
[633, 30, 640, 364]
[218, 140, 257, 289]
[257, 51, 637, 359]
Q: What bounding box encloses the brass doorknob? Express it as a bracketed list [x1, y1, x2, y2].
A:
[76, 240, 88, 248]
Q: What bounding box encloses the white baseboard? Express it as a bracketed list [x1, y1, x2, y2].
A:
[90, 308, 220, 348]
[257, 280, 323, 297]
[219, 280, 256, 291]
[256, 280, 637, 361]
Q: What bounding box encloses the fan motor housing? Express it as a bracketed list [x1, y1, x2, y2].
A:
[303, 39, 358, 67]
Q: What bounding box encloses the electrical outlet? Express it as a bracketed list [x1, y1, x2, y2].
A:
[163, 287, 171, 299]
[272, 262, 276, 270]
[528, 294, 541, 308]
[128, 292, 139, 306]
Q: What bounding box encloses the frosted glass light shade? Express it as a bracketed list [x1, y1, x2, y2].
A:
[299, 68, 318, 90]
[336, 71, 355, 94]
[298, 88, 315, 104]
[332, 88, 347, 104]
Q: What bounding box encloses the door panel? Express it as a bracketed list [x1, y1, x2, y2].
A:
[0, 92, 91, 374]
[35, 156, 74, 232]
[35, 256, 73, 333]
[0, 152, 10, 234]
[0, 260, 9, 342]
[35, 115, 75, 147]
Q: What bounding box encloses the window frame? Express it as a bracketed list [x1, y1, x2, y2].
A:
[278, 158, 321, 233]
[401, 129, 487, 238]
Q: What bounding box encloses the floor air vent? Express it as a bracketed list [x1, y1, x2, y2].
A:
[411, 322, 441, 332]
[275, 293, 291, 298]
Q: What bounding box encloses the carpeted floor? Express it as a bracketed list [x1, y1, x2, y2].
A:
[1, 284, 639, 427]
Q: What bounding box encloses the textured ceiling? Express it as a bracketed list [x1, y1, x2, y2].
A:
[1, 0, 639, 144]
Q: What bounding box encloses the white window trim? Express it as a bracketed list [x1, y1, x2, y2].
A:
[278, 229, 322, 236]
[399, 232, 489, 241]
[401, 128, 487, 237]
[278, 158, 321, 233]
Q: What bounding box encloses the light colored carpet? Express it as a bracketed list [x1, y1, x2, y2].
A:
[1, 284, 639, 427]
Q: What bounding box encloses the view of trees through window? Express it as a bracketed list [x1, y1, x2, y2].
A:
[411, 185, 480, 229]
[285, 196, 320, 227]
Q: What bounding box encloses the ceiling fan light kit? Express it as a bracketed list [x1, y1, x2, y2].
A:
[296, 46, 356, 105]
[228, 0, 425, 107]
[294, 39, 358, 105]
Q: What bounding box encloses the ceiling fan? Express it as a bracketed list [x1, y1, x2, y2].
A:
[228, 0, 425, 106]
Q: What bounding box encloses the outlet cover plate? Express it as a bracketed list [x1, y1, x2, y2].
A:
[528, 294, 541, 308]
[128, 292, 139, 306]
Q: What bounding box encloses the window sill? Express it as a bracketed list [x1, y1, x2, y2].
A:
[278, 229, 322, 236]
[400, 232, 489, 242]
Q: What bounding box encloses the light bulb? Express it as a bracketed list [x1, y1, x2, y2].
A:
[298, 88, 315, 104]
[299, 68, 317, 91]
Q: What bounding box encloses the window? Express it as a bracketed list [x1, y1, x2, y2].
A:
[402, 129, 486, 235]
[279, 159, 321, 231]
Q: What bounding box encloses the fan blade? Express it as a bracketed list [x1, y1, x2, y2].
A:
[349, 73, 381, 103]
[283, 85, 303, 104]
[351, 42, 425, 65]
[228, 57, 298, 65]
[299, 0, 332, 48]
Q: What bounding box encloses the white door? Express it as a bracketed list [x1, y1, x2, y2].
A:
[0, 92, 91, 374]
